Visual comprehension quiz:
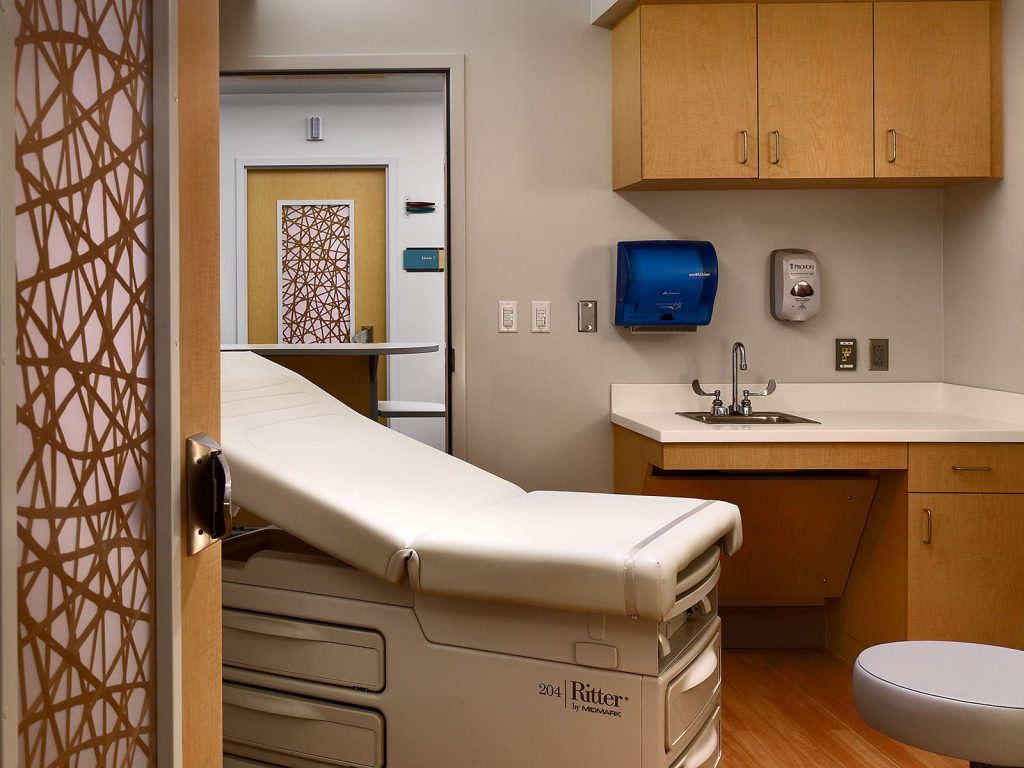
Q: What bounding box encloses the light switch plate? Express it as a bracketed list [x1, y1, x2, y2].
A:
[498, 300, 517, 333]
[531, 301, 551, 333]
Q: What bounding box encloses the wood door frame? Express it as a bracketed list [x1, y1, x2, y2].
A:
[0, 1, 185, 765]
[234, 158, 399, 361]
[221, 54, 468, 458]
[153, 1, 185, 765]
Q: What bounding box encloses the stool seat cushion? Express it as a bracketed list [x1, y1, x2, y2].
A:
[853, 641, 1024, 766]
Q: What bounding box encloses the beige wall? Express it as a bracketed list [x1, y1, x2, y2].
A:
[943, 0, 1022, 394]
[220, 0, 946, 492]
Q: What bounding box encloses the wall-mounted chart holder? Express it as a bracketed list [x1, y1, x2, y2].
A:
[405, 197, 436, 217]
[403, 248, 445, 272]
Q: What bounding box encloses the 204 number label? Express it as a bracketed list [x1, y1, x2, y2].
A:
[538, 683, 562, 698]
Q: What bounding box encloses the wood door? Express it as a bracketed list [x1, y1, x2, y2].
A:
[875, 1, 991, 178]
[758, 2, 873, 179]
[640, 3, 757, 180]
[246, 168, 388, 407]
[907, 493, 1024, 649]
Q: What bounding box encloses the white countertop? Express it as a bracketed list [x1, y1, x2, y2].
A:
[610, 382, 1024, 443]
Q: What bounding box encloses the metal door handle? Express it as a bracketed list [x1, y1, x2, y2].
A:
[771, 131, 781, 165]
[923, 508, 933, 545]
[952, 466, 992, 472]
[186, 433, 236, 555]
[740, 130, 749, 164]
[887, 129, 897, 164]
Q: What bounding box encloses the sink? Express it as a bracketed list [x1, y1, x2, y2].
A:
[677, 411, 820, 425]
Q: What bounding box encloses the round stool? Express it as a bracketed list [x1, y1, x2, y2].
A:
[853, 641, 1024, 768]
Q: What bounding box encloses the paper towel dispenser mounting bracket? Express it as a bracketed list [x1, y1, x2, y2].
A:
[614, 240, 719, 332]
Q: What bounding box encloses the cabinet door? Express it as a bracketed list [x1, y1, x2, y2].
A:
[641, 4, 757, 180]
[758, 3, 873, 179]
[875, 2, 992, 178]
[908, 494, 1024, 649]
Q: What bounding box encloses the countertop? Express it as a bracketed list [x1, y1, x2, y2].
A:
[610, 383, 1024, 443]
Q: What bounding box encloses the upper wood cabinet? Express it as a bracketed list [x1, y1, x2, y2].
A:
[614, 3, 757, 187]
[610, 0, 1001, 189]
[875, 1, 993, 178]
[758, 3, 874, 180]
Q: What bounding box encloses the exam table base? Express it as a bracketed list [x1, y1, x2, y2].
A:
[221, 536, 724, 768]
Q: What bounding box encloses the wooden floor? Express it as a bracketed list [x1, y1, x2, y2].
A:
[721, 650, 965, 768]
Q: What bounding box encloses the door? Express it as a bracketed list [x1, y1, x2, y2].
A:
[758, 2, 873, 179]
[246, 167, 389, 411]
[875, 1, 992, 178]
[5, 0, 222, 765]
[641, 3, 757, 180]
[908, 494, 1024, 649]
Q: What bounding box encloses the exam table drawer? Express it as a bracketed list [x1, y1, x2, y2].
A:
[909, 444, 1024, 493]
[669, 704, 721, 768]
[223, 609, 385, 692]
[656, 617, 722, 758]
[223, 683, 384, 768]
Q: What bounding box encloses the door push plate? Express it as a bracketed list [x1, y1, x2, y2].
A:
[186, 433, 235, 555]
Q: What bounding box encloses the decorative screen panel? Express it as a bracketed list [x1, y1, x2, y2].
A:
[14, 0, 156, 765]
[278, 201, 354, 343]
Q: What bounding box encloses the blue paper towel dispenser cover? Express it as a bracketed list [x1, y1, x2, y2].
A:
[614, 240, 719, 328]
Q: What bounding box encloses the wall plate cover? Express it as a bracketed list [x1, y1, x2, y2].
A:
[577, 300, 597, 332]
[836, 338, 857, 371]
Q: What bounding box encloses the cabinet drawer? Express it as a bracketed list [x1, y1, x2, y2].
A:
[223, 609, 385, 691]
[908, 444, 1024, 493]
[224, 683, 384, 768]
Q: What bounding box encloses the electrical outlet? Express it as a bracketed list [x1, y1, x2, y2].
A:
[836, 338, 857, 371]
[498, 300, 518, 333]
[870, 338, 889, 371]
[531, 301, 551, 333]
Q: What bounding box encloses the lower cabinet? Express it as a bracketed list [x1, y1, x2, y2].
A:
[907, 493, 1024, 649]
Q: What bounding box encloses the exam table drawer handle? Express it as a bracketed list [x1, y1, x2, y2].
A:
[923, 508, 933, 545]
[951, 465, 992, 472]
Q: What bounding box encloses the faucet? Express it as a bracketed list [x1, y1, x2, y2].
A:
[692, 341, 778, 417]
[730, 342, 747, 415]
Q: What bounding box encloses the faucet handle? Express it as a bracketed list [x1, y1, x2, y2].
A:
[743, 379, 777, 398]
[692, 379, 728, 417]
[692, 379, 720, 398]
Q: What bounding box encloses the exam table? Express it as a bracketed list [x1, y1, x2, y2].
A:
[219, 351, 742, 768]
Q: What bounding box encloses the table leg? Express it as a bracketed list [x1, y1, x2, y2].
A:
[368, 355, 380, 421]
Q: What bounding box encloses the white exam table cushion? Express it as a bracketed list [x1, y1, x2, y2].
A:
[222, 352, 741, 621]
[222, 352, 524, 580]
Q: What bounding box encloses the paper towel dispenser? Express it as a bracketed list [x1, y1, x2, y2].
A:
[614, 240, 719, 332]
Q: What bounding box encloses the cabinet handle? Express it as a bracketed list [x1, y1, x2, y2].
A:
[887, 129, 897, 163]
[951, 466, 992, 472]
[740, 130, 749, 165]
[771, 130, 781, 165]
[923, 508, 933, 545]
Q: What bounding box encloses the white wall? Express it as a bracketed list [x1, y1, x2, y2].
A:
[220, 0, 947, 492]
[220, 90, 448, 448]
[943, 0, 1023, 394]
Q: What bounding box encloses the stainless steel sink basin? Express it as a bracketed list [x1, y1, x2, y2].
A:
[677, 411, 820, 425]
